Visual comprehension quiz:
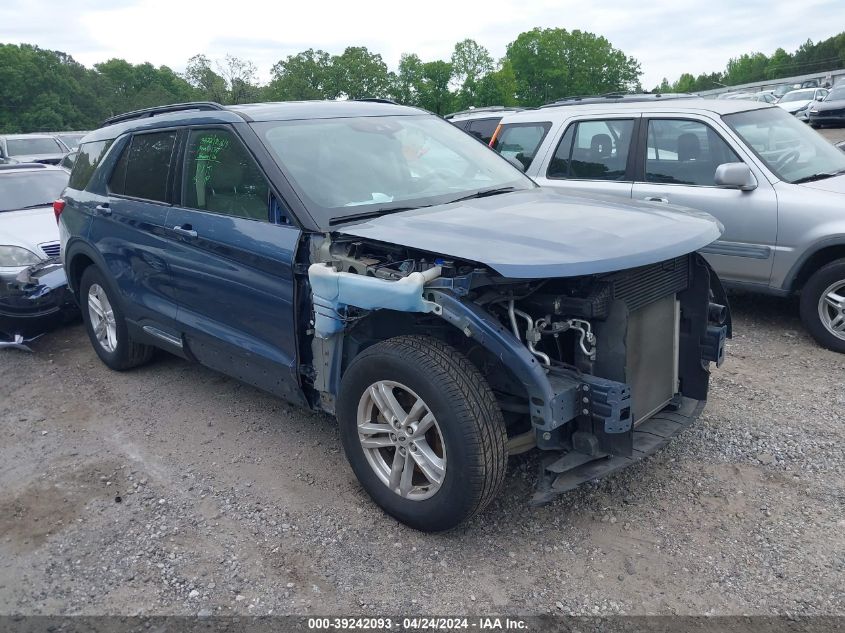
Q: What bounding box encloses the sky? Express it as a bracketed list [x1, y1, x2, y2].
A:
[2, 0, 844, 89]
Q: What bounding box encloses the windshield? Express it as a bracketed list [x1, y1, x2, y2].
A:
[779, 90, 814, 103]
[0, 171, 68, 212]
[826, 88, 845, 101]
[6, 137, 64, 156]
[253, 114, 532, 227]
[723, 107, 845, 183]
[57, 133, 85, 148]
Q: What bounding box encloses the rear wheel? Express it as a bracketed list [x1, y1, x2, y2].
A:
[336, 335, 508, 531]
[80, 266, 154, 370]
[800, 259, 845, 353]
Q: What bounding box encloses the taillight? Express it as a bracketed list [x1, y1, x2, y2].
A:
[489, 123, 502, 148]
[53, 199, 65, 223]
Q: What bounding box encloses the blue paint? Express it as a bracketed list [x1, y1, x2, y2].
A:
[340, 188, 723, 279]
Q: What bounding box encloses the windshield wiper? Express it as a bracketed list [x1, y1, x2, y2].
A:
[446, 186, 520, 205]
[791, 168, 845, 184]
[14, 203, 53, 210]
[329, 203, 432, 226]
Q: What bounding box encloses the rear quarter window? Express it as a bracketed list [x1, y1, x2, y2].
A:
[491, 122, 552, 170]
[68, 140, 113, 190]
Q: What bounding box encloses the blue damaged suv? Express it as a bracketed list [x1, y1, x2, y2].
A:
[58, 100, 729, 531]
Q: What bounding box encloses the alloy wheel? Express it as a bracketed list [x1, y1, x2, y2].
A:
[356, 380, 446, 501]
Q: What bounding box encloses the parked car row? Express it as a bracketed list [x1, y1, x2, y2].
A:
[0, 130, 89, 166]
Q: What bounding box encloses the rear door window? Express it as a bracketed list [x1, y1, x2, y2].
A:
[547, 119, 634, 180]
[181, 128, 271, 221]
[108, 131, 177, 203]
[466, 118, 501, 145]
[643, 119, 741, 186]
[491, 122, 552, 170]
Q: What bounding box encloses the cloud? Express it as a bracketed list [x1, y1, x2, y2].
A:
[1, 0, 843, 88]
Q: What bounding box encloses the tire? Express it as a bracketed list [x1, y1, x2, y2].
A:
[336, 335, 508, 531]
[799, 259, 845, 353]
[79, 266, 154, 370]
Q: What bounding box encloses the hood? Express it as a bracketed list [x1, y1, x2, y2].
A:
[795, 173, 845, 194]
[338, 188, 723, 278]
[0, 206, 60, 256]
[813, 98, 845, 112]
[778, 100, 811, 113]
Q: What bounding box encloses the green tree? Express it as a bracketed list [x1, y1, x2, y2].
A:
[331, 47, 391, 99]
[451, 39, 492, 107]
[417, 61, 454, 114]
[673, 72, 696, 92]
[724, 52, 769, 85]
[505, 28, 641, 106]
[391, 53, 425, 105]
[184, 54, 228, 103]
[0, 44, 107, 132]
[474, 60, 518, 107]
[268, 49, 334, 100]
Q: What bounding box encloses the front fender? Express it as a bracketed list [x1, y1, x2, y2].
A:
[428, 289, 557, 430]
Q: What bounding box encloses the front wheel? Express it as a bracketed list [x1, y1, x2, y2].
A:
[800, 259, 845, 353]
[336, 335, 508, 531]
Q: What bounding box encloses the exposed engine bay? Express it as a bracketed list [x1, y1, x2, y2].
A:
[303, 233, 729, 502]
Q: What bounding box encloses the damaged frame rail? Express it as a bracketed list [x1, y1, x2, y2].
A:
[307, 255, 728, 502]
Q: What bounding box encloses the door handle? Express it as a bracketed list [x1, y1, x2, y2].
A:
[95, 203, 112, 216]
[643, 196, 669, 203]
[172, 224, 198, 238]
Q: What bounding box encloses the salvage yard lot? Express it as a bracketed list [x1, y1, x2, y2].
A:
[1, 291, 844, 616]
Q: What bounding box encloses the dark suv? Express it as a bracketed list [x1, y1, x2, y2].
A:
[59, 100, 729, 531]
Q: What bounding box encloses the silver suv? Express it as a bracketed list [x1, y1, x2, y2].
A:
[493, 99, 845, 352]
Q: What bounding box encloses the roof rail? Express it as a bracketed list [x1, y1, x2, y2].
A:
[444, 105, 524, 119]
[539, 93, 698, 108]
[102, 102, 227, 127]
[353, 98, 399, 105]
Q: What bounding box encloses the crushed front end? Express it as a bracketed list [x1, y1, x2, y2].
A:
[427, 252, 728, 503]
[305, 235, 729, 503]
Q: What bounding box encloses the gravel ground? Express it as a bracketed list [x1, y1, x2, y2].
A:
[1, 289, 844, 618]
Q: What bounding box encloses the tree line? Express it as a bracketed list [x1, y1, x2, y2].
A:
[3, 29, 844, 134]
[0, 29, 640, 133]
[655, 31, 845, 93]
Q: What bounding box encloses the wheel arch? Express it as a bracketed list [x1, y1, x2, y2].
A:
[339, 308, 530, 405]
[785, 240, 845, 293]
[65, 239, 107, 298]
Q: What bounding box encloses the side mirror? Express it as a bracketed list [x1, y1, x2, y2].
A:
[714, 162, 757, 191]
[504, 155, 526, 173]
[816, 95, 825, 101]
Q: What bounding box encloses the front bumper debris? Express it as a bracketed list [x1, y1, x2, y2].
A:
[531, 396, 705, 505]
[0, 257, 78, 339]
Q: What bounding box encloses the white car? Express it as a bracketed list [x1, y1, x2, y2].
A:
[777, 87, 828, 121]
[0, 164, 68, 283]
